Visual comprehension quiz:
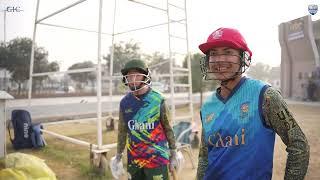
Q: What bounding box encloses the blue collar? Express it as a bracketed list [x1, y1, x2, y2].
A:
[216, 77, 248, 104]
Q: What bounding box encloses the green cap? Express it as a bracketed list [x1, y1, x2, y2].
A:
[121, 59, 148, 75]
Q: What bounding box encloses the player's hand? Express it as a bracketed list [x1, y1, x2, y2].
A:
[115, 153, 122, 162]
[169, 149, 179, 172]
[110, 154, 125, 179]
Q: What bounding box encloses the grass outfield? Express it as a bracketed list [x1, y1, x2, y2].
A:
[4, 103, 320, 180]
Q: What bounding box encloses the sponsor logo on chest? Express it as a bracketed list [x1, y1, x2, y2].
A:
[240, 102, 250, 119]
[206, 113, 215, 123]
[207, 128, 246, 148]
[128, 119, 155, 131]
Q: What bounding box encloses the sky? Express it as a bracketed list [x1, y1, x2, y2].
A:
[1, 0, 320, 71]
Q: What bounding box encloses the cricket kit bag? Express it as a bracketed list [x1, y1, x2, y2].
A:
[7, 109, 46, 150]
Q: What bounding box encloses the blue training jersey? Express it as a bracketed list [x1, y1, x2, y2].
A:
[200, 77, 275, 180]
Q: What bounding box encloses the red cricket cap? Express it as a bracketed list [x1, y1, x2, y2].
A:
[199, 27, 252, 57]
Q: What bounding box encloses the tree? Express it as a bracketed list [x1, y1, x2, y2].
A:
[47, 61, 60, 73]
[183, 53, 202, 93]
[103, 41, 142, 75]
[2, 38, 60, 94]
[146, 52, 169, 74]
[5, 38, 32, 93]
[68, 61, 96, 90]
[182, 53, 217, 93]
[33, 47, 60, 92]
[246, 62, 271, 82]
[0, 43, 9, 68]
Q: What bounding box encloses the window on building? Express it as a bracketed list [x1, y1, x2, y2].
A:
[298, 72, 303, 80]
[315, 39, 320, 55]
[304, 72, 309, 79]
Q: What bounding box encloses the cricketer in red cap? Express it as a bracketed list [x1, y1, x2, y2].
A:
[199, 27, 252, 56]
[198, 27, 252, 82]
[196, 27, 309, 180]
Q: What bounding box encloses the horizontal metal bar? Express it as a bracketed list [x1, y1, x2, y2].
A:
[114, 22, 169, 35]
[43, 116, 119, 126]
[168, 3, 185, 10]
[39, 22, 172, 37]
[173, 98, 193, 103]
[101, 143, 117, 149]
[115, 19, 185, 36]
[152, 74, 171, 77]
[169, 18, 186, 24]
[32, 67, 97, 77]
[37, 0, 88, 23]
[39, 22, 112, 35]
[173, 67, 189, 72]
[149, 60, 170, 69]
[41, 129, 117, 150]
[174, 84, 191, 87]
[153, 73, 188, 77]
[173, 73, 188, 77]
[41, 129, 92, 147]
[172, 51, 187, 56]
[170, 21, 186, 25]
[153, 74, 187, 78]
[128, 0, 166, 12]
[169, 34, 187, 40]
[111, 75, 122, 79]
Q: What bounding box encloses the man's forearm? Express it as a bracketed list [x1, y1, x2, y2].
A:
[196, 130, 208, 180]
[117, 111, 127, 154]
[161, 101, 177, 150]
[262, 87, 310, 179]
[284, 127, 310, 179]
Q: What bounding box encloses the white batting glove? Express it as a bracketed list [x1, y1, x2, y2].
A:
[110, 154, 125, 179]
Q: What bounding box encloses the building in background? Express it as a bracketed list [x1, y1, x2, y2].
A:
[0, 68, 11, 91]
[268, 66, 281, 90]
[279, 15, 320, 100]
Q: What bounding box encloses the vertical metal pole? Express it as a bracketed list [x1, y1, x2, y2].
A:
[0, 92, 13, 159]
[96, 0, 104, 149]
[184, 0, 194, 122]
[109, 0, 117, 117]
[0, 100, 6, 158]
[4, 71, 6, 91]
[3, 10, 6, 44]
[28, 0, 41, 106]
[166, 0, 175, 124]
[3, 11, 7, 90]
